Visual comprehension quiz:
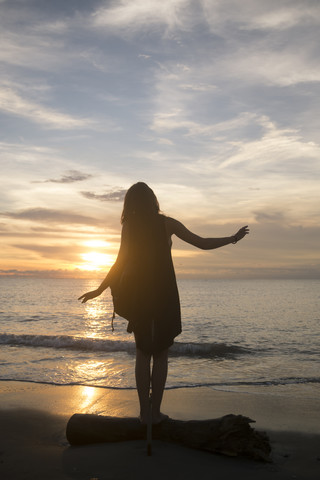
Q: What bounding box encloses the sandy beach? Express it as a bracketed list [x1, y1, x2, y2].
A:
[0, 381, 319, 479]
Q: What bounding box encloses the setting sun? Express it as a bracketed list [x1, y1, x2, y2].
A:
[79, 251, 115, 271]
[75, 239, 117, 272]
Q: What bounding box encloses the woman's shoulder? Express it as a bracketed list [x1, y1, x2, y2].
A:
[161, 215, 180, 235]
[161, 214, 179, 223]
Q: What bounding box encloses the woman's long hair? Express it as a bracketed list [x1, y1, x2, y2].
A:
[121, 182, 160, 224]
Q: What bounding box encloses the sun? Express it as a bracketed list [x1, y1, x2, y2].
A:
[80, 252, 114, 271]
[77, 240, 116, 271]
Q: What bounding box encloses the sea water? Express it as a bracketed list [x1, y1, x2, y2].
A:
[0, 277, 319, 400]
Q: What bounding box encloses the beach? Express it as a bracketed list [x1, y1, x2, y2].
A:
[1, 381, 319, 479]
[1, 278, 319, 479]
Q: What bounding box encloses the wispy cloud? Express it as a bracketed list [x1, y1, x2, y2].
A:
[81, 189, 127, 202]
[34, 170, 92, 184]
[0, 141, 59, 164]
[217, 48, 320, 87]
[0, 208, 101, 226]
[201, 0, 320, 32]
[253, 210, 286, 224]
[218, 120, 320, 170]
[0, 86, 96, 130]
[11, 243, 83, 261]
[92, 0, 193, 34]
[0, 26, 66, 71]
[151, 110, 259, 137]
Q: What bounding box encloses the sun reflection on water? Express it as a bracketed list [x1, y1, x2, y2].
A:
[82, 300, 113, 339]
[79, 385, 99, 411]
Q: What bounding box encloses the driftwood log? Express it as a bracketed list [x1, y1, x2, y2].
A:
[66, 413, 271, 462]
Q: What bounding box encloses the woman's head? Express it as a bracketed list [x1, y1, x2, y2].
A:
[121, 182, 160, 223]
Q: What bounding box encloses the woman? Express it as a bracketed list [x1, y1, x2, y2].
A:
[79, 182, 249, 424]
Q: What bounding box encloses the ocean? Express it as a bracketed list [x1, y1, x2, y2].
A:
[0, 277, 319, 401]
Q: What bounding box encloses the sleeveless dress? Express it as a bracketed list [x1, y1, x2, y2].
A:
[111, 214, 181, 354]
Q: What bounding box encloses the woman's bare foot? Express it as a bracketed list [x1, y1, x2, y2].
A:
[138, 413, 148, 425]
[152, 412, 169, 425]
[138, 412, 169, 425]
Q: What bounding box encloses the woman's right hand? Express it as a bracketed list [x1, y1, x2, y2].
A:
[233, 225, 249, 243]
[78, 289, 100, 303]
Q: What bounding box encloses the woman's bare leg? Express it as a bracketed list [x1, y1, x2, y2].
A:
[151, 348, 168, 423]
[135, 348, 151, 423]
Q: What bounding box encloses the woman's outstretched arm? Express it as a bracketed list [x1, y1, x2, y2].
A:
[78, 223, 129, 303]
[166, 217, 249, 250]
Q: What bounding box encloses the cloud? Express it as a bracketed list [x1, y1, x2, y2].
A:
[196, 2, 320, 88]
[180, 83, 217, 92]
[0, 3, 93, 72]
[218, 121, 320, 172]
[11, 243, 83, 261]
[0, 141, 61, 165]
[150, 109, 320, 178]
[253, 211, 286, 224]
[201, 0, 320, 32]
[93, 0, 192, 34]
[0, 23, 67, 71]
[34, 170, 93, 184]
[0, 208, 101, 226]
[81, 189, 127, 202]
[0, 86, 97, 130]
[218, 48, 320, 87]
[151, 110, 258, 137]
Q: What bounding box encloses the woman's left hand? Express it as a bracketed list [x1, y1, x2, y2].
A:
[78, 289, 100, 303]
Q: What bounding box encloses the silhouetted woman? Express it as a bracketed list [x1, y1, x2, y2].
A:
[79, 182, 249, 424]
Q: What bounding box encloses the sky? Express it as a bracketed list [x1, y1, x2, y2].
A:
[1, 0, 320, 279]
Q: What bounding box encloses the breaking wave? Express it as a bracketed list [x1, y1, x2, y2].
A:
[0, 333, 248, 358]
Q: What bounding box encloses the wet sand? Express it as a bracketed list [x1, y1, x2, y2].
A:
[0, 381, 319, 479]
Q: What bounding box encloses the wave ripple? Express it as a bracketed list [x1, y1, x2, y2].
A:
[0, 333, 249, 358]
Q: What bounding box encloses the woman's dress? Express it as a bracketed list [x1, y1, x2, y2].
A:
[111, 214, 181, 353]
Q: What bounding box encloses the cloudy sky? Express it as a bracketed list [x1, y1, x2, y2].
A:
[1, 0, 319, 279]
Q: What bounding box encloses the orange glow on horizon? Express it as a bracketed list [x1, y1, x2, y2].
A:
[77, 251, 115, 271]
[82, 240, 111, 248]
[74, 239, 117, 271]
